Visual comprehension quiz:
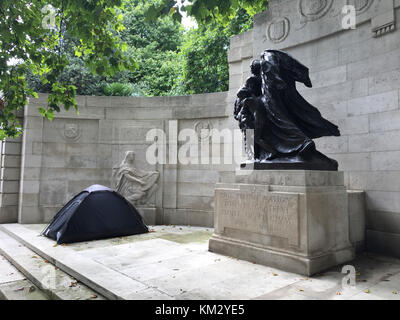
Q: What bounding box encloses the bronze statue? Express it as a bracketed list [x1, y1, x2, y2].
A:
[235, 50, 340, 171]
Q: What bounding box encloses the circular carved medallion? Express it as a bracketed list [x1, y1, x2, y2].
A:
[299, 0, 334, 21]
[194, 121, 213, 141]
[348, 0, 373, 14]
[64, 123, 81, 142]
[267, 17, 290, 43]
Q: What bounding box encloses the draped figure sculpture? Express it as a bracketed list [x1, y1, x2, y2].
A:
[113, 151, 159, 205]
[235, 49, 340, 171]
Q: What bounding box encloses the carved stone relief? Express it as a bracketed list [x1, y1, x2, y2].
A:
[63, 123, 81, 142]
[113, 151, 159, 206]
[194, 121, 213, 141]
[299, 0, 334, 22]
[351, 0, 374, 14]
[267, 17, 291, 43]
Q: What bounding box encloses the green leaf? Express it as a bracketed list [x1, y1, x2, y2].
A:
[46, 109, 55, 121]
[38, 107, 47, 117]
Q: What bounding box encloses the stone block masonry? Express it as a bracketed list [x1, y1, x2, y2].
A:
[1, 92, 230, 227]
[227, 0, 400, 257]
[210, 171, 356, 276]
[1, 0, 400, 260]
[0, 112, 23, 223]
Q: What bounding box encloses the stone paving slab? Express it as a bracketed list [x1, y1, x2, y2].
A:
[0, 279, 49, 300]
[350, 273, 400, 300]
[124, 287, 175, 300]
[89, 239, 192, 269]
[0, 254, 26, 284]
[195, 266, 301, 300]
[0, 251, 49, 300]
[0, 224, 150, 300]
[1, 224, 400, 300]
[120, 251, 230, 282]
[0, 231, 105, 300]
[22, 225, 212, 252]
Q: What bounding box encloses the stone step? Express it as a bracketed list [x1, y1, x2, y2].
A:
[0, 230, 105, 300]
[0, 279, 50, 300]
[0, 224, 160, 300]
[0, 254, 49, 300]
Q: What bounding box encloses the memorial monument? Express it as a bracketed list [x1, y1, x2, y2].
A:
[209, 50, 355, 276]
[234, 50, 340, 171]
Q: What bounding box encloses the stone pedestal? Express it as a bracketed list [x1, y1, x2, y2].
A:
[209, 170, 355, 276]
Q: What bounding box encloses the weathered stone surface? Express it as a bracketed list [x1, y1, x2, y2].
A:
[347, 91, 398, 116]
[137, 207, 157, 226]
[0, 231, 104, 300]
[219, 170, 345, 187]
[0, 207, 18, 224]
[0, 254, 25, 284]
[0, 194, 19, 207]
[209, 171, 355, 276]
[0, 279, 49, 300]
[10, 91, 230, 224]
[3, 224, 400, 300]
[215, 188, 300, 247]
[163, 208, 214, 228]
[366, 229, 400, 259]
[0, 1, 399, 264]
[2, 142, 22, 156]
[224, 1, 400, 263]
[0, 225, 147, 300]
[348, 191, 366, 252]
[367, 209, 400, 235]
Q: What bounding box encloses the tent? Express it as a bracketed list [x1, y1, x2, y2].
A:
[42, 185, 148, 244]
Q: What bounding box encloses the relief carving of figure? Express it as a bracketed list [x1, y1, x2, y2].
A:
[113, 151, 159, 206]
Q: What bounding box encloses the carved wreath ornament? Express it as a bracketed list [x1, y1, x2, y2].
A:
[299, 0, 334, 22]
[266, 0, 374, 44]
[194, 121, 213, 141]
[63, 123, 81, 142]
[350, 0, 374, 15]
[267, 17, 291, 43]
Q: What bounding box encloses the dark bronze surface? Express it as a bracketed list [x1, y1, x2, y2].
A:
[235, 50, 340, 171]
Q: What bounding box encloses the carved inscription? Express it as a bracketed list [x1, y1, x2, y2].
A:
[217, 189, 299, 246]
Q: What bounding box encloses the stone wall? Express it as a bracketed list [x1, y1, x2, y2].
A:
[0, 110, 23, 223]
[10, 92, 229, 227]
[228, 0, 400, 257]
[1, 0, 400, 258]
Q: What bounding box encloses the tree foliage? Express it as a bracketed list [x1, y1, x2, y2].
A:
[180, 26, 229, 94]
[118, 0, 185, 96]
[0, 0, 133, 139]
[180, 8, 258, 94]
[147, 0, 268, 26]
[133, 0, 269, 96]
[26, 0, 185, 98]
[0, 0, 269, 138]
[27, 49, 106, 96]
[103, 82, 144, 96]
[146, 1, 268, 95]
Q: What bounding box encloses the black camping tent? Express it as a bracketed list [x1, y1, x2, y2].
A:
[42, 185, 148, 244]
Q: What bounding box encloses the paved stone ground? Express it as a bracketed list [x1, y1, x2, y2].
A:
[2, 224, 400, 300]
[0, 255, 48, 300]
